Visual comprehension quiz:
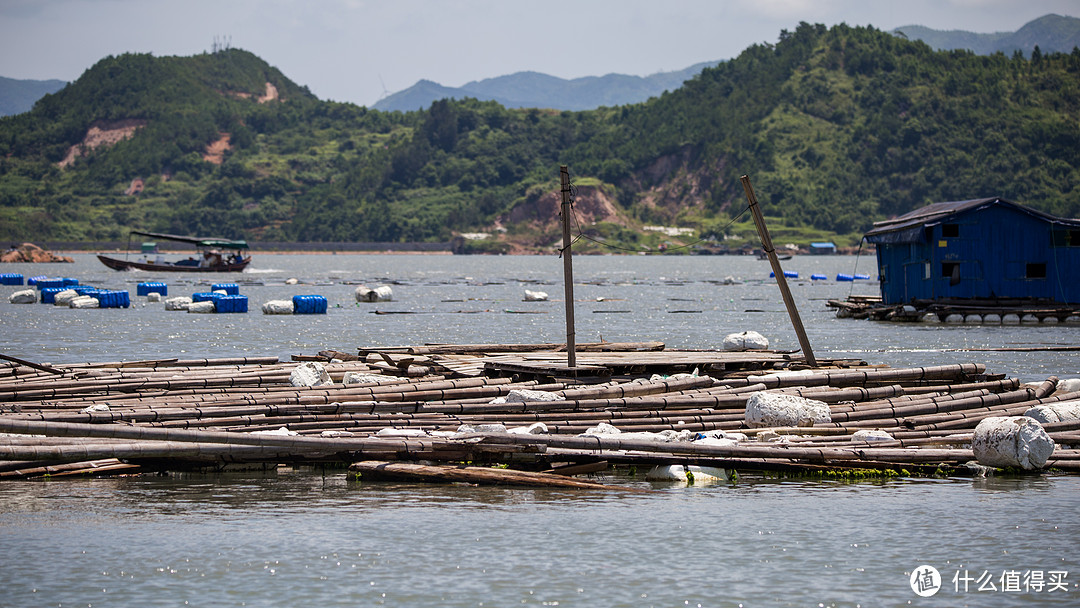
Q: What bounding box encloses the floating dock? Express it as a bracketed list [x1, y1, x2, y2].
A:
[1, 343, 1077, 483]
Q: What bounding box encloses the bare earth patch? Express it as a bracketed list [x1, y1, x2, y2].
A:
[58, 119, 147, 168]
[203, 133, 233, 164]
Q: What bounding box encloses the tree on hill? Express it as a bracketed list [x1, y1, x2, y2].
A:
[0, 27, 1078, 249]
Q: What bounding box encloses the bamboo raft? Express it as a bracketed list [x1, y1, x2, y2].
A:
[1, 343, 1078, 483]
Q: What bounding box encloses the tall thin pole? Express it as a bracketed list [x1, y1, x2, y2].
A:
[740, 175, 818, 367]
[559, 166, 577, 368]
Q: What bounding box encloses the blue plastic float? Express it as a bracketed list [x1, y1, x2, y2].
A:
[292, 295, 328, 314]
[137, 281, 168, 296]
[214, 294, 248, 313]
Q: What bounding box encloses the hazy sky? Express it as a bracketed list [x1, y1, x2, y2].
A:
[1, 0, 1077, 107]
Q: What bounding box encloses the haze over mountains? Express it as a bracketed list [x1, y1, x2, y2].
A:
[1, 13, 1076, 117]
[372, 13, 1080, 112]
[0, 76, 66, 117]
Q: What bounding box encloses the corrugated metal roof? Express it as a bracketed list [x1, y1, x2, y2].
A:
[864, 197, 1080, 244]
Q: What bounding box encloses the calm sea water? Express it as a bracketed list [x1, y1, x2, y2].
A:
[1, 253, 1078, 607]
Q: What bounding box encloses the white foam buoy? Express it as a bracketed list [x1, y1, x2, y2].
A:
[972, 416, 1055, 470]
[1024, 402, 1080, 424]
[342, 372, 399, 386]
[69, 295, 99, 309]
[944, 313, 964, 324]
[187, 301, 216, 313]
[523, 289, 548, 301]
[983, 313, 1002, 324]
[1002, 313, 1021, 325]
[744, 392, 831, 427]
[164, 296, 193, 311]
[489, 389, 566, 404]
[53, 289, 79, 306]
[645, 464, 728, 483]
[8, 289, 36, 304]
[289, 361, 333, 387]
[355, 285, 393, 302]
[261, 299, 295, 315]
[507, 422, 549, 435]
[1057, 378, 1080, 394]
[722, 331, 769, 351]
[852, 429, 894, 442]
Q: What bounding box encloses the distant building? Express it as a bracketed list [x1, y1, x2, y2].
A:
[864, 197, 1080, 305]
[809, 242, 836, 255]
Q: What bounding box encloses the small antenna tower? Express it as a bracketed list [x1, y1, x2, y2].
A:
[212, 35, 233, 54]
[377, 74, 391, 101]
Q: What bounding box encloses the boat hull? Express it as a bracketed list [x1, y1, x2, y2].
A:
[97, 254, 251, 273]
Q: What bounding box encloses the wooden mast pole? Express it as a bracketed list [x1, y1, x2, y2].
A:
[740, 175, 818, 367]
[559, 166, 577, 368]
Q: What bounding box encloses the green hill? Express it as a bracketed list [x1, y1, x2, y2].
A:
[1, 25, 1078, 252]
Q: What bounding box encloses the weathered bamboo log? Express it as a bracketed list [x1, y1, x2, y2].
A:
[0, 459, 141, 479]
[348, 460, 643, 490]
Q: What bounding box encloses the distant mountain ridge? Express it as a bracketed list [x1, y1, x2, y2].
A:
[893, 13, 1080, 56]
[0, 76, 67, 116]
[373, 62, 720, 112]
[374, 14, 1079, 112]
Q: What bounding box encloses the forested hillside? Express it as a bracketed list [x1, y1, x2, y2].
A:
[1, 24, 1078, 252]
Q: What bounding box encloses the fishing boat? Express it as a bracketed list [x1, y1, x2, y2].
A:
[97, 230, 251, 272]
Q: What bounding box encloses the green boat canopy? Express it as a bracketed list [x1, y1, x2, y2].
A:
[130, 230, 249, 250]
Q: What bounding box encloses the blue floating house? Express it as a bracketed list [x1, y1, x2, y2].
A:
[864, 197, 1080, 305]
[809, 242, 836, 255]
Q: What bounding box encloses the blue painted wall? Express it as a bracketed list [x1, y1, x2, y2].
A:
[874, 204, 1080, 304]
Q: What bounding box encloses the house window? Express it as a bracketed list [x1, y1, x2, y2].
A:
[1026, 263, 1047, 279]
[941, 224, 959, 238]
[942, 262, 961, 285]
[1051, 230, 1080, 247]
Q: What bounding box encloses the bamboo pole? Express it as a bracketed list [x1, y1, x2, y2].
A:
[740, 174, 816, 366]
[349, 460, 642, 491]
[560, 166, 577, 368]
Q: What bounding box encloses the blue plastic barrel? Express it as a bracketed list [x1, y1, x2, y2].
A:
[73, 285, 97, 295]
[811, 274, 827, 281]
[82, 289, 129, 308]
[292, 295, 328, 314]
[211, 283, 240, 295]
[191, 292, 218, 303]
[214, 295, 248, 313]
[36, 278, 65, 290]
[62, 278, 79, 287]
[137, 281, 168, 296]
[836, 273, 854, 282]
[40, 286, 66, 304]
[0, 273, 23, 285]
[769, 271, 799, 279]
[27, 276, 46, 286]
[853, 274, 871, 280]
